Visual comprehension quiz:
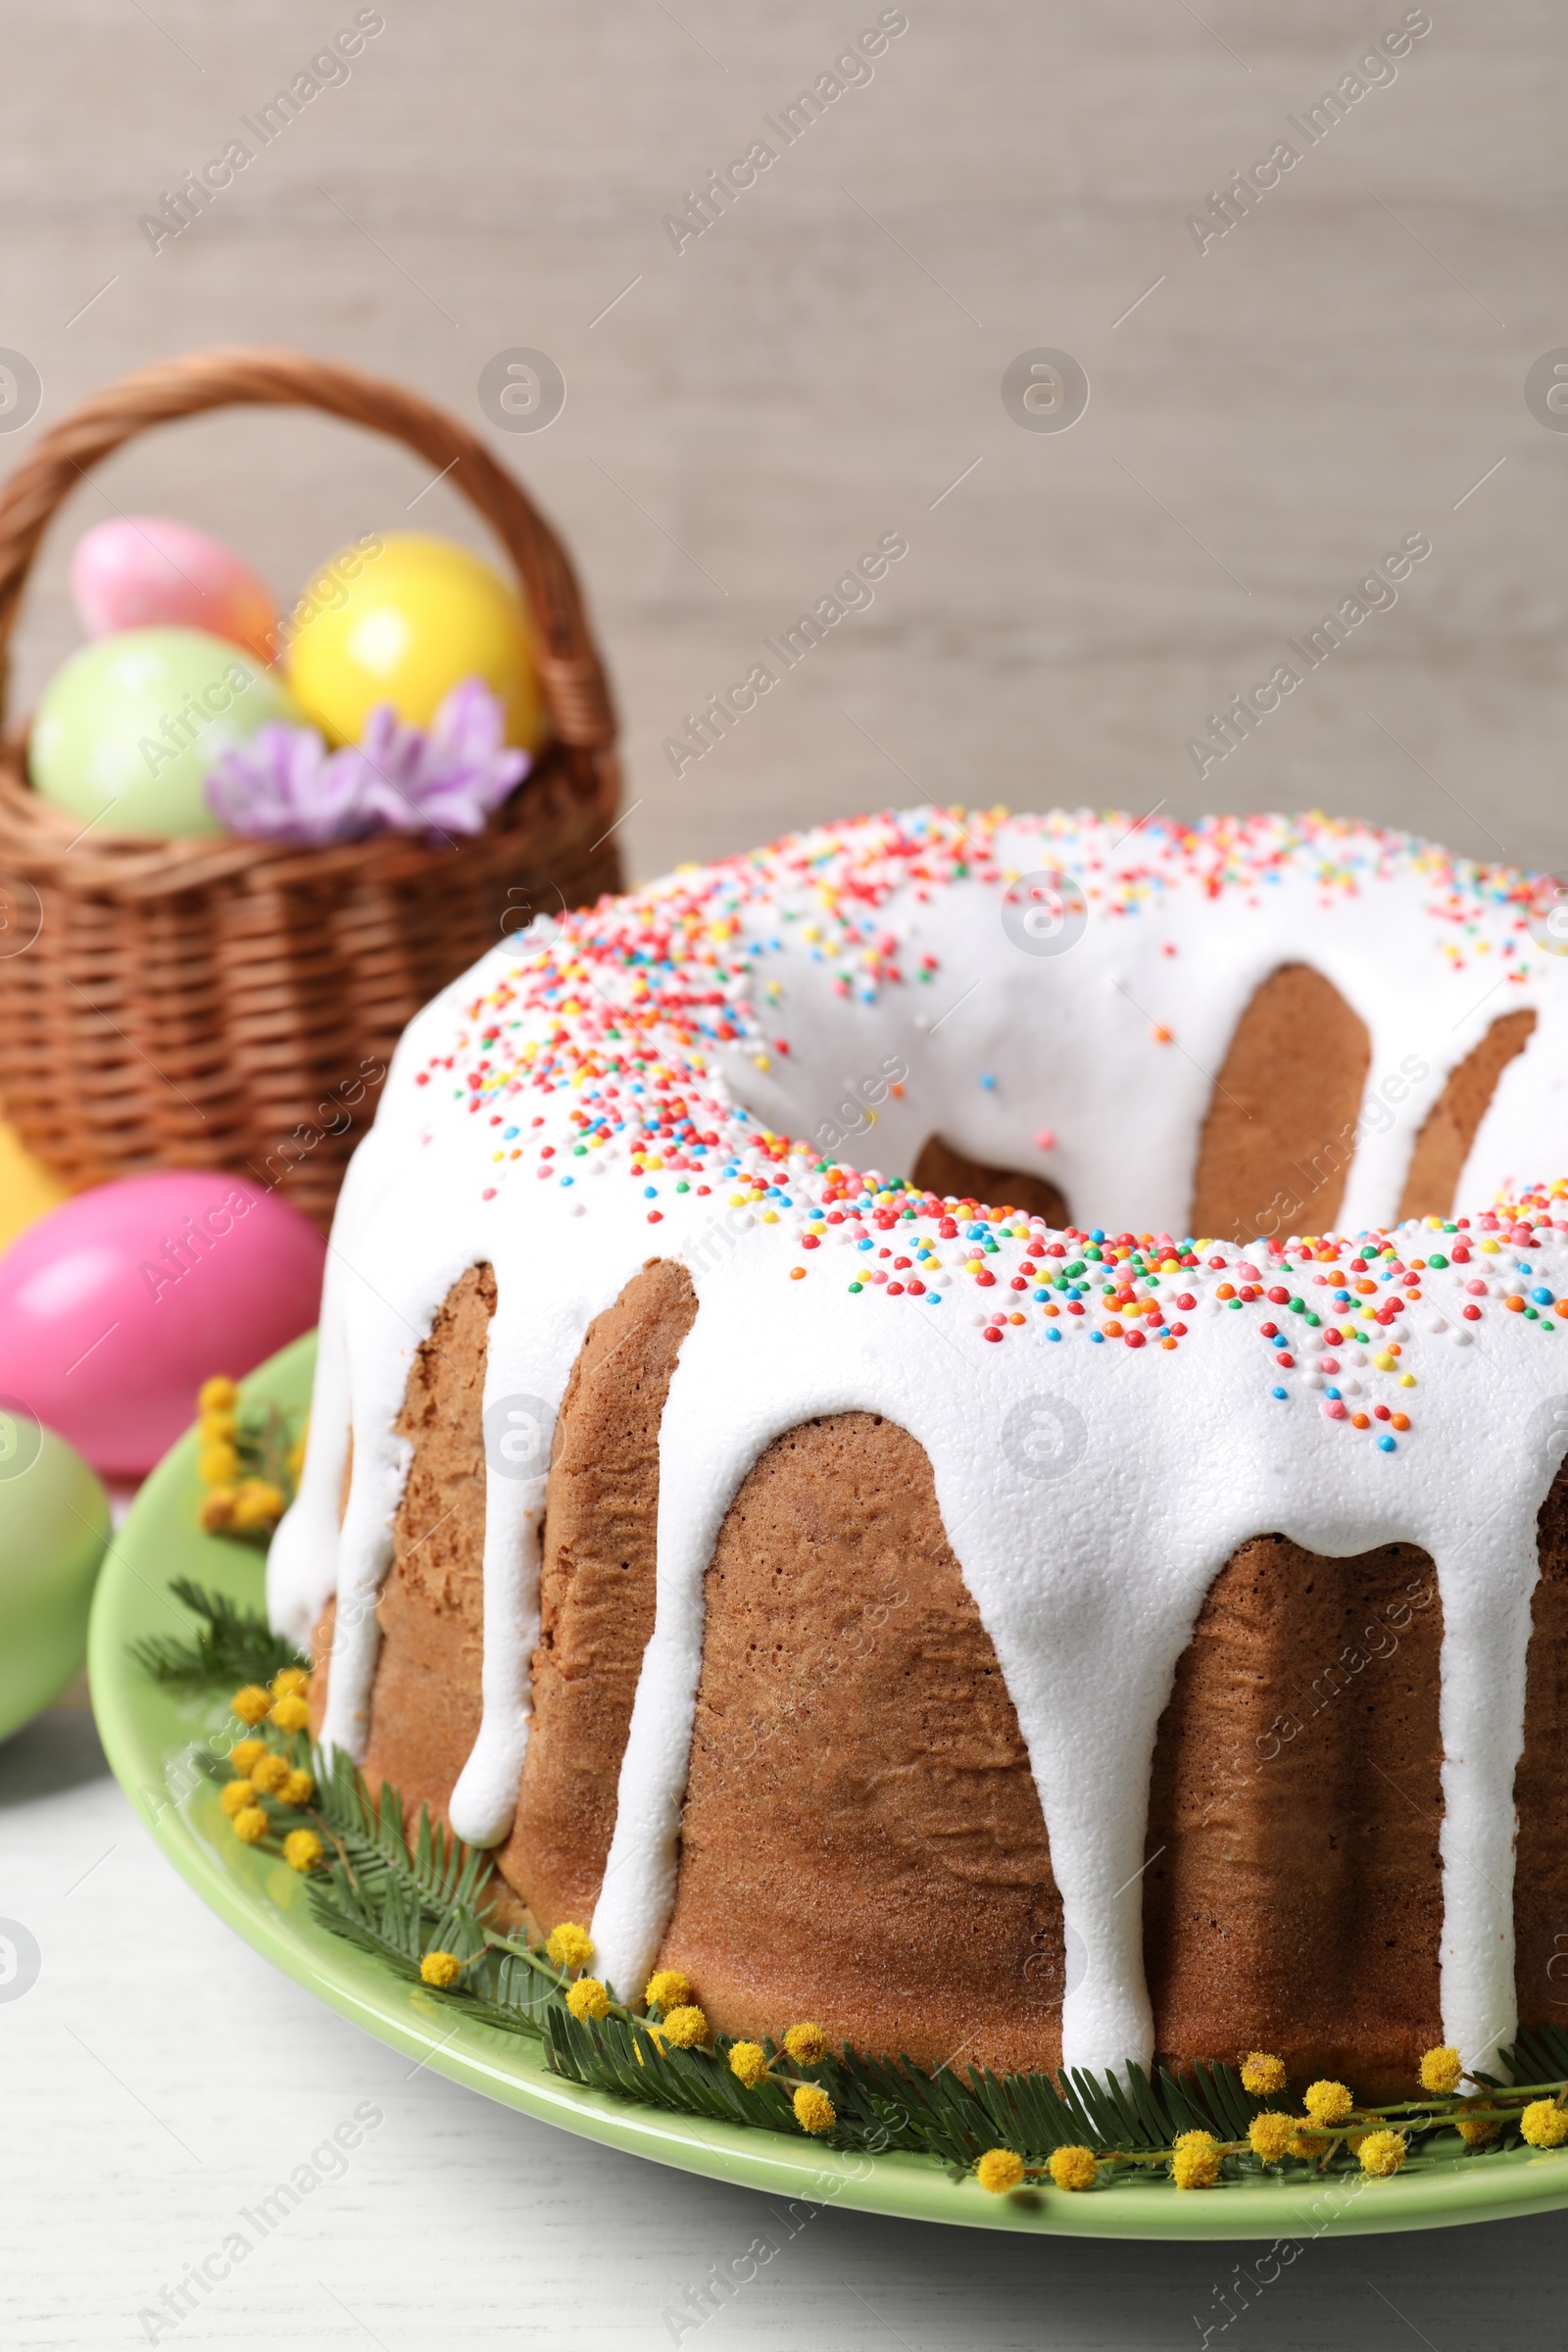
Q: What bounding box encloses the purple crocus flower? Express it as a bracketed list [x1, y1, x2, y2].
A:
[204, 677, 531, 846]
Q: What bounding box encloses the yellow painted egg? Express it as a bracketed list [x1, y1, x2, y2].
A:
[283, 533, 543, 751]
[0, 1114, 66, 1254]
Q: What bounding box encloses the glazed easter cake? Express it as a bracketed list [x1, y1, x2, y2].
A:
[270, 808, 1568, 2100]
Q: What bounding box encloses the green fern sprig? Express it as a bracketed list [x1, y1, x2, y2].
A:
[132, 1574, 1568, 2186]
[303, 1762, 1276, 2167]
[309, 1749, 491, 1914]
[295, 1758, 1568, 2179]
[128, 1577, 306, 1690]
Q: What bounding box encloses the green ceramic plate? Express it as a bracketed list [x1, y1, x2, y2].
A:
[89, 1334, 1568, 2239]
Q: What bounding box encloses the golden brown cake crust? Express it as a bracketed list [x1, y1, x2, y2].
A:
[653, 1409, 1064, 2074]
[1143, 1533, 1445, 2097]
[302, 1240, 1555, 2094]
[307, 1598, 334, 1742]
[912, 1134, 1068, 1228]
[1396, 1009, 1537, 1222]
[306, 1432, 355, 1740]
[1512, 1455, 1568, 2032]
[1191, 963, 1370, 1243]
[357, 1262, 496, 1832]
[497, 1256, 698, 1926]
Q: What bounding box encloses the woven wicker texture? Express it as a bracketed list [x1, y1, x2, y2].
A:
[0, 347, 621, 1227]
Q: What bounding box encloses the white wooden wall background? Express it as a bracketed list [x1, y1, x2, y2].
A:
[3, 2, 1568, 2342]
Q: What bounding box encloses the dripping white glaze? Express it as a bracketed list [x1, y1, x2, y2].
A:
[590, 1227, 1563, 2080]
[268, 808, 1568, 2079]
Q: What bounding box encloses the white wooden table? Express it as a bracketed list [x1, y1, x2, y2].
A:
[0, 1698, 1562, 2350]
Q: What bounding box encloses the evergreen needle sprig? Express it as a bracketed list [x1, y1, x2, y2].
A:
[129, 1577, 307, 1690]
[136, 1576, 1568, 2189]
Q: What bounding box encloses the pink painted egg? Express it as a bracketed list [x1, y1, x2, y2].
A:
[71, 517, 280, 666]
[0, 1171, 325, 1478]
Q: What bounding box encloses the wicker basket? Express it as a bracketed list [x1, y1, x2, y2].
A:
[0, 346, 622, 1228]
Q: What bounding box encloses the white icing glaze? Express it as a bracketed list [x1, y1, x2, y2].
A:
[267, 808, 1568, 2079]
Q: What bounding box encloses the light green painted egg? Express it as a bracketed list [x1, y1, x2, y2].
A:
[27, 625, 301, 836]
[0, 1416, 110, 1740]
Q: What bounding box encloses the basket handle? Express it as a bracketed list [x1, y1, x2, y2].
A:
[0, 344, 615, 754]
